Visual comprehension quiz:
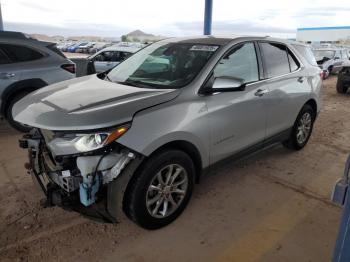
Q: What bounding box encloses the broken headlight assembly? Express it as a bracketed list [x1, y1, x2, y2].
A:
[46, 124, 131, 156]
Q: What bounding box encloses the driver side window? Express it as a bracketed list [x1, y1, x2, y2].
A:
[95, 51, 114, 62]
[214, 42, 259, 84]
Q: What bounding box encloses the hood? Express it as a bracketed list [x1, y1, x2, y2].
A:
[13, 75, 180, 131]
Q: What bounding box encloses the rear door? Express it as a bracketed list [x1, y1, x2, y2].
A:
[258, 41, 310, 138]
[0, 45, 21, 94]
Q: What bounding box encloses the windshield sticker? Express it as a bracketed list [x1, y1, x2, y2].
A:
[190, 45, 219, 52]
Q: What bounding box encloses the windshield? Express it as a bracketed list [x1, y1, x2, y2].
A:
[313, 50, 335, 61]
[107, 42, 220, 89]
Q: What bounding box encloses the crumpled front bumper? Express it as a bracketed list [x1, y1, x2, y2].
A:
[19, 130, 144, 222]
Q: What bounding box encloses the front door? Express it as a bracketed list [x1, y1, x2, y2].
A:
[205, 42, 268, 164]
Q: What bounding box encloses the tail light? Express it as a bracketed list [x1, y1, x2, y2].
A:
[61, 64, 76, 74]
[320, 71, 325, 80]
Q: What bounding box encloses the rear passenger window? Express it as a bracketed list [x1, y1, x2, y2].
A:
[0, 49, 10, 64]
[0, 44, 44, 63]
[259, 42, 290, 78]
[288, 51, 300, 72]
[214, 42, 259, 83]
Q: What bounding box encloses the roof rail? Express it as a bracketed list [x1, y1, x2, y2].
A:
[0, 31, 34, 40]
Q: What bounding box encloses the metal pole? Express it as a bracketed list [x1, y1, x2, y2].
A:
[0, 1, 3, 31]
[203, 0, 213, 35]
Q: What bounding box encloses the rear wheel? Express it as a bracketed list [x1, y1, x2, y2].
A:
[6, 92, 32, 133]
[336, 74, 349, 94]
[283, 104, 315, 150]
[124, 149, 195, 229]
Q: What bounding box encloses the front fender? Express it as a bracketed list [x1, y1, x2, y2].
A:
[117, 99, 210, 169]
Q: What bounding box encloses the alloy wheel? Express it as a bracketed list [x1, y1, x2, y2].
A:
[296, 112, 312, 145]
[146, 164, 189, 218]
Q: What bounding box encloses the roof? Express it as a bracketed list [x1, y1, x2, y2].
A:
[313, 47, 345, 51]
[100, 45, 141, 53]
[0, 31, 32, 40]
[161, 36, 240, 45]
[297, 26, 350, 31]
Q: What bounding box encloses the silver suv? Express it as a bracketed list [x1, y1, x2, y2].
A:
[14, 36, 322, 229]
[0, 31, 76, 131]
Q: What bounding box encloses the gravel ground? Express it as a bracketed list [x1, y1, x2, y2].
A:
[0, 76, 349, 262]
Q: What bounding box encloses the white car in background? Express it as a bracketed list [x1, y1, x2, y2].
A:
[88, 44, 143, 73]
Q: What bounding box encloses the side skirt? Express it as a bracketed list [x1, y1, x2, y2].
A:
[202, 128, 292, 176]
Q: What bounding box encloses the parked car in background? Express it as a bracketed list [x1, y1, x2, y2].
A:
[0, 31, 76, 132]
[87, 45, 141, 73]
[313, 48, 349, 79]
[336, 61, 350, 93]
[88, 42, 113, 54]
[14, 36, 322, 229]
[67, 42, 89, 53]
[59, 42, 76, 52]
[76, 42, 95, 53]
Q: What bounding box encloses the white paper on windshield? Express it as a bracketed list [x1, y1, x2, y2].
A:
[190, 45, 219, 52]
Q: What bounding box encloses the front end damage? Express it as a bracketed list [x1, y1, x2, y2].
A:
[19, 129, 143, 222]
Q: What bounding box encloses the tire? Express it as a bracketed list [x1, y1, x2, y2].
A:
[336, 74, 349, 94]
[328, 66, 333, 76]
[124, 149, 195, 229]
[6, 92, 32, 133]
[283, 104, 315, 150]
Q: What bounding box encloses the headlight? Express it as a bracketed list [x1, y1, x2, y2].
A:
[47, 124, 130, 155]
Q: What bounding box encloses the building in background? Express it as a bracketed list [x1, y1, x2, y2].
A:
[297, 26, 350, 45]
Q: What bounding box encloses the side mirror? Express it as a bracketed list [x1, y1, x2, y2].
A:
[335, 56, 340, 60]
[211, 77, 245, 92]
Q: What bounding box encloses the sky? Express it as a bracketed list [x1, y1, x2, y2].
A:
[2, 0, 350, 38]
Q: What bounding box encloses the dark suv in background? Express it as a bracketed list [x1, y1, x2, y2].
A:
[336, 61, 350, 94]
[0, 31, 76, 131]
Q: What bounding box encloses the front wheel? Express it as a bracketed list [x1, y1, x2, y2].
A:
[124, 149, 195, 229]
[283, 104, 315, 150]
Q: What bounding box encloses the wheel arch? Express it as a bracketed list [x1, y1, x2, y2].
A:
[305, 98, 317, 119]
[1, 78, 47, 117]
[144, 140, 203, 183]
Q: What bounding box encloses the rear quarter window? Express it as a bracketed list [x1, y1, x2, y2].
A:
[292, 44, 317, 66]
[259, 42, 290, 78]
[0, 44, 44, 63]
[47, 44, 66, 58]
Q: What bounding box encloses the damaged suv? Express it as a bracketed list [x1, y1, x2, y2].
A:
[14, 36, 322, 229]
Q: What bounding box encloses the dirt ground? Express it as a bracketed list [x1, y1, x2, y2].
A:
[0, 76, 349, 262]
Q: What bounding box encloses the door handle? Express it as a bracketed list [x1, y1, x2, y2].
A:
[0, 73, 15, 79]
[254, 89, 269, 97]
[297, 77, 304, 83]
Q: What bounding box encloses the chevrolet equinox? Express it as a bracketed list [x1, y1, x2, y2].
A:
[14, 36, 322, 229]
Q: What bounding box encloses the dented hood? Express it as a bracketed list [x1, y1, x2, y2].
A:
[13, 75, 180, 131]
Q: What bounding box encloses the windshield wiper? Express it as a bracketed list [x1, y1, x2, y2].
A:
[104, 75, 112, 82]
[119, 79, 156, 89]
